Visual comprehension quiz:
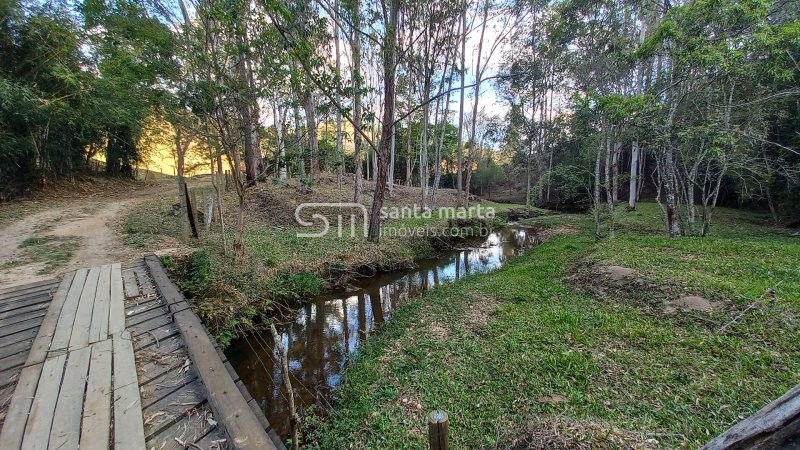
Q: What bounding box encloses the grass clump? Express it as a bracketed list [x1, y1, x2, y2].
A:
[17, 235, 80, 274]
[305, 203, 799, 449]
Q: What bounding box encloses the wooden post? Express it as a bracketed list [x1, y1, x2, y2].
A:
[184, 184, 199, 239]
[428, 410, 449, 450]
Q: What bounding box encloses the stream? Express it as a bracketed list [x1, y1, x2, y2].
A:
[225, 225, 542, 440]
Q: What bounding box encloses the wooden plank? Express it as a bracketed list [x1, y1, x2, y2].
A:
[25, 272, 74, 367]
[0, 294, 50, 317]
[0, 362, 43, 449]
[0, 352, 27, 374]
[145, 402, 217, 450]
[80, 339, 112, 450]
[133, 323, 180, 351]
[109, 264, 125, 335]
[0, 317, 44, 340]
[21, 353, 67, 450]
[49, 346, 91, 449]
[112, 331, 146, 450]
[0, 338, 34, 361]
[0, 279, 58, 297]
[0, 281, 58, 302]
[126, 307, 169, 328]
[128, 314, 172, 338]
[0, 300, 50, 321]
[49, 269, 88, 356]
[69, 267, 100, 351]
[0, 328, 38, 352]
[142, 378, 206, 438]
[0, 309, 47, 328]
[135, 336, 187, 385]
[702, 383, 800, 450]
[89, 265, 112, 344]
[0, 367, 22, 389]
[145, 255, 277, 450]
[122, 270, 140, 299]
[139, 368, 197, 410]
[125, 298, 166, 319]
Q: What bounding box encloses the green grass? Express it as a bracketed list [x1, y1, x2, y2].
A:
[306, 203, 800, 449]
[17, 235, 81, 273]
[123, 185, 509, 342]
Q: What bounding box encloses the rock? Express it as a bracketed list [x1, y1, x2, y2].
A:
[668, 295, 714, 312]
[605, 265, 637, 283]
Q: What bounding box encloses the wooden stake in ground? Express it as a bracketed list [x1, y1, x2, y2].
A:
[428, 410, 449, 450]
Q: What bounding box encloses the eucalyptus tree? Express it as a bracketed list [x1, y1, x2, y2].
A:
[405, 0, 461, 208]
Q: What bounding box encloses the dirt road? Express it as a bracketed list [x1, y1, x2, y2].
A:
[0, 183, 174, 288]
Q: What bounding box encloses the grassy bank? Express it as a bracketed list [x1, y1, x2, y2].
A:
[123, 177, 513, 344]
[305, 203, 800, 448]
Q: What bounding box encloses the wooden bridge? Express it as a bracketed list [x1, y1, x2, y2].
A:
[0, 255, 284, 450]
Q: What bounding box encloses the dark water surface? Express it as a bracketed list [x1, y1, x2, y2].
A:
[226, 226, 541, 440]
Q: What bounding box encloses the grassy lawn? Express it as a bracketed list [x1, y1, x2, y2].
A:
[306, 203, 800, 448]
[15, 235, 81, 274]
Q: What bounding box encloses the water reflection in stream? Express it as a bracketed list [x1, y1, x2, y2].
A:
[226, 226, 541, 440]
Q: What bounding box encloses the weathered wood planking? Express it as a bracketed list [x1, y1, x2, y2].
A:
[122, 270, 140, 299]
[49, 269, 88, 356]
[21, 353, 66, 450]
[0, 281, 58, 302]
[89, 265, 112, 344]
[49, 346, 91, 449]
[702, 383, 800, 450]
[0, 295, 51, 316]
[80, 339, 112, 450]
[0, 340, 36, 362]
[0, 301, 50, 322]
[69, 267, 99, 352]
[112, 331, 146, 450]
[0, 363, 43, 449]
[144, 254, 278, 450]
[0, 317, 45, 341]
[25, 272, 74, 366]
[108, 264, 125, 335]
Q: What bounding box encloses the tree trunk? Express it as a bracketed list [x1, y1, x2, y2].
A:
[405, 113, 413, 186]
[366, 0, 398, 242]
[456, 5, 467, 205]
[274, 97, 287, 180]
[465, 0, 489, 206]
[351, 1, 363, 204]
[333, 2, 344, 189]
[594, 133, 603, 240]
[628, 140, 639, 209]
[304, 88, 320, 181]
[420, 77, 431, 209]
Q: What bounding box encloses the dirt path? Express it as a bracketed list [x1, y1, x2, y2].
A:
[0, 183, 175, 288]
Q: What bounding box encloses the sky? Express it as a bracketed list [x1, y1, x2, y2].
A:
[258, 5, 514, 130]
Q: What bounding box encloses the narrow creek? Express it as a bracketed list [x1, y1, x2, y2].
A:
[225, 225, 542, 440]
